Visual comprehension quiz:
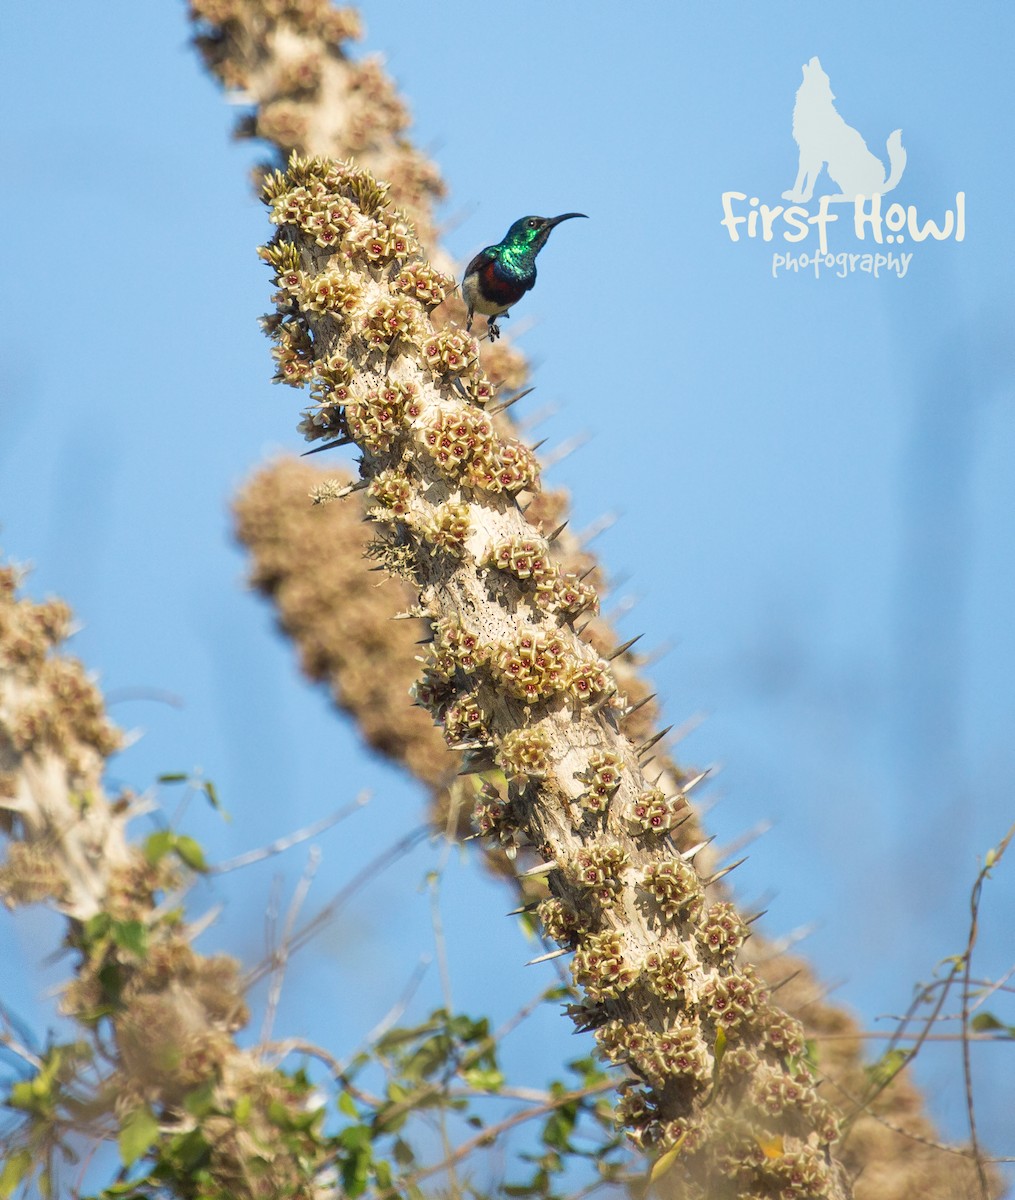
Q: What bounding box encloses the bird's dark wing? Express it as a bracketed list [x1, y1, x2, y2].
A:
[464, 245, 498, 277]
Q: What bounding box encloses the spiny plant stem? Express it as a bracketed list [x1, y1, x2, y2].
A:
[258, 151, 853, 1200]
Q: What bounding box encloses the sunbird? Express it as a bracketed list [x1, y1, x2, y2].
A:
[462, 212, 587, 340]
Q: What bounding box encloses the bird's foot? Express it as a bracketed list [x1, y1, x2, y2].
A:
[487, 320, 501, 341]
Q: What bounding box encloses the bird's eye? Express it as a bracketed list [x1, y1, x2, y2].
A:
[528, 219, 540, 228]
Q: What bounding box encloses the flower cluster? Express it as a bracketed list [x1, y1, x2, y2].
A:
[757, 1148, 833, 1194]
[486, 537, 552, 583]
[596, 1019, 655, 1066]
[576, 750, 622, 814]
[533, 570, 599, 618]
[350, 211, 415, 265]
[421, 502, 471, 554]
[760, 1008, 806, 1059]
[633, 1024, 710, 1088]
[267, 180, 357, 248]
[471, 786, 516, 841]
[752, 1068, 815, 1119]
[367, 469, 413, 517]
[491, 631, 571, 703]
[392, 263, 453, 309]
[639, 859, 702, 922]
[422, 329, 475, 375]
[537, 897, 580, 945]
[625, 787, 687, 836]
[442, 692, 489, 747]
[566, 658, 611, 705]
[347, 57, 410, 137]
[345, 385, 410, 453]
[572, 931, 637, 1001]
[696, 901, 748, 959]
[269, 318, 315, 387]
[420, 408, 495, 477]
[495, 726, 551, 780]
[700, 968, 765, 1030]
[358, 295, 419, 353]
[461, 375, 495, 408]
[572, 845, 630, 904]
[434, 616, 487, 672]
[294, 268, 363, 317]
[642, 946, 691, 1000]
[462, 437, 539, 495]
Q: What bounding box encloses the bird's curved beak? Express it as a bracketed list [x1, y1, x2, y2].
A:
[546, 212, 588, 229]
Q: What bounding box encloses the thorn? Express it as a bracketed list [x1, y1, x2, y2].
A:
[367, 565, 387, 572]
[414, 636, 434, 645]
[519, 500, 533, 514]
[704, 856, 748, 886]
[575, 620, 592, 635]
[640, 757, 655, 770]
[530, 437, 548, 453]
[623, 694, 656, 718]
[301, 435, 352, 456]
[547, 521, 569, 542]
[608, 634, 643, 661]
[770, 969, 802, 994]
[578, 566, 596, 582]
[681, 836, 715, 862]
[457, 753, 495, 776]
[636, 724, 673, 755]
[526, 947, 570, 966]
[519, 860, 558, 878]
[681, 769, 711, 794]
[746, 909, 768, 926]
[507, 901, 542, 915]
[490, 386, 535, 415]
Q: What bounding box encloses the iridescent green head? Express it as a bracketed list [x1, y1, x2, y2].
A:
[500, 212, 587, 257]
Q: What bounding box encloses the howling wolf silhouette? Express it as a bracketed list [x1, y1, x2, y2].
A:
[783, 57, 906, 204]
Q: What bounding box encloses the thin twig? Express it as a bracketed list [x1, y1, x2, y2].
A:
[364, 1079, 616, 1200]
[213, 791, 369, 873]
[961, 823, 1014, 1200]
[244, 824, 430, 988]
[261, 847, 321, 1043]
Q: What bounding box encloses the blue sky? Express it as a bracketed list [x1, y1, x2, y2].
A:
[2, 0, 1013, 1184]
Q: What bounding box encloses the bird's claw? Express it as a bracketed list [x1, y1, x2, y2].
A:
[487, 320, 501, 342]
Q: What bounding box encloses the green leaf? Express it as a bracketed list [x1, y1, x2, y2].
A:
[650, 1133, 687, 1182]
[184, 1080, 217, 1118]
[202, 780, 222, 810]
[462, 1067, 504, 1092]
[174, 835, 208, 872]
[392, 1137, 415, 1166]
[119, 1104, 159, 1167]
[111, 920, 149, 958]
[713, 1025, 727, 1069]
[234, 1094, 252, 1123]
[83, 912, 113, 943]
[157, 772, 189, 784]
[338, 1090, 359, 1118]
[970, 1012, 1013, 1035]
[143, 830, 176, 865]
[865, 1047, 910, 1088]
[0, 1148, 31, 1198]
